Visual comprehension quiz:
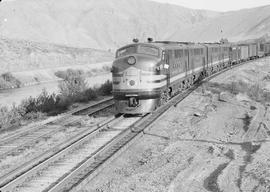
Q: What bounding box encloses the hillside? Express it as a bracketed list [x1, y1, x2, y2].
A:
[0, 38, 113, 73]
[0, 0, 269, 50]
[0, 0, 219, 50]
[170, 5, 270, 42]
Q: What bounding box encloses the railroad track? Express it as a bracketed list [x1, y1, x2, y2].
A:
[0, 115, 142, 192]
[0, 97, 114, 157]
[0, 97, 114, 182]
[0, 58, 266, 192]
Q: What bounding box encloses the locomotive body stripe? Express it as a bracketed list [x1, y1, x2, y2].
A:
[147, 77, 167, 83]
[141, 71, 158, 75]
[113, 87, 164, 99]
[193, 66, 204, 72]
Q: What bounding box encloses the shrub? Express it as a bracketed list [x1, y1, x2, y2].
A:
[21, 96, 38, 113]
[78, 88, 97, 102]
[0, 72, 21, 88]
[0, 73, 112, 130]
[55, 95, 72, 112]
[0, 104, 24, 130]
[0, 77, 12, 89]
[102, 65, 112, 73]
[58, 69, 87, 99]
[20, 89, 59, 115]
[97, 80, 112, 96]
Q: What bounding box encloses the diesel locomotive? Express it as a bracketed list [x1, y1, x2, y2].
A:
[112, 40, 269, 114]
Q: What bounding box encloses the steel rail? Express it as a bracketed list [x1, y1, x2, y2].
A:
[0, 97, 114, 157]
[0, 115, 125, 192]
[0, 97, 113, 145]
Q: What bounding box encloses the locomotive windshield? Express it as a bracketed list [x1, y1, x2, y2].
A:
[137, 45, 159, 56]
[117, 46, 136, 57]
[116, 45, 159, 58]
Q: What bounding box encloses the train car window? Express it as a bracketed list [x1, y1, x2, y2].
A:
[195, 48, 201, 55]
[174, 50, 179, 58]
[260, 44, 264, 51]
[174, 50, 178, 58]
[175, 49, 184, 58]
[168, 50, 174, 58]
[185, 50, 188, 56]
[138, 45, 159, 57]
[179, 50, 183, 57]
[117, 46, 136, 57]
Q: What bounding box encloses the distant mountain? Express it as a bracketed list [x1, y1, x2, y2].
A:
[0, 0, 269, 50]
[170, 5, 270, 42]
[0, 0, 219, 50]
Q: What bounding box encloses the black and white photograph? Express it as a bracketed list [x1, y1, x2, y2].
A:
[0, 0, 270, 191]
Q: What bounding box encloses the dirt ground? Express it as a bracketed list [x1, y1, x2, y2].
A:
[81, 57, 270, 192]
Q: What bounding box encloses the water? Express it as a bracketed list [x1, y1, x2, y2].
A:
[0, 73, 112, 107]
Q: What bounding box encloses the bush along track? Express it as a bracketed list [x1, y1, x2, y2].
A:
[0, 69, 112, 131]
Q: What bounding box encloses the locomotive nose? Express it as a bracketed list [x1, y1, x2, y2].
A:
[112, 51, 162, 114]
[124, 66, 141, 88]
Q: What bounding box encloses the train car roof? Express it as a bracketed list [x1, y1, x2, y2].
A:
[152, 41, 206, 49]
[200, 43, 230, 48]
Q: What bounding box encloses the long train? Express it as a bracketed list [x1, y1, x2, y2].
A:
[112, 40, 270, 114]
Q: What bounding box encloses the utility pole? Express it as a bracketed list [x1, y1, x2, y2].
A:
[220, 29, 223, 43]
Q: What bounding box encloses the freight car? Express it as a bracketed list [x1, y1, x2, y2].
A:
[248, 43, 257, 59]
[112, 40, 269, 114]
[229, 44, 241, 64]
[257, 42, 265, 57]
[264, 43, 270, 56]
[238, 44, 249, 61]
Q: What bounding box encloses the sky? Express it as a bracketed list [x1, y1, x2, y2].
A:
[151, 0, 270, 12]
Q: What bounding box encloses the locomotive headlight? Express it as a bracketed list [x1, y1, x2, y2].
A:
[127, 56, 136, 65]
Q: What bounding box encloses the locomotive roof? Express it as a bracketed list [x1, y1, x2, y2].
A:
[118, 42, 205, 51]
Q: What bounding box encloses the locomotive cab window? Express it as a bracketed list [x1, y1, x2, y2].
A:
[137, 45, 159, 57]
[116, 46, 136, 57]
[116, 45, 159, 58]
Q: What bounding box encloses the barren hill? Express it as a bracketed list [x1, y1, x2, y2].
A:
[0, 0, 219, 50]
[170, 5, 270, 42]
[0, 0, 269, 49]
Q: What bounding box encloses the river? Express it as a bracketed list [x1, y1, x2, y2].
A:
[0, 73, 112, 107]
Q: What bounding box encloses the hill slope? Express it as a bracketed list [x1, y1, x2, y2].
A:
[0, 0, 218, 49]
[0, 38, 113, 73]
[170, 5, 270, 42]
[0, 0, 269, 49]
